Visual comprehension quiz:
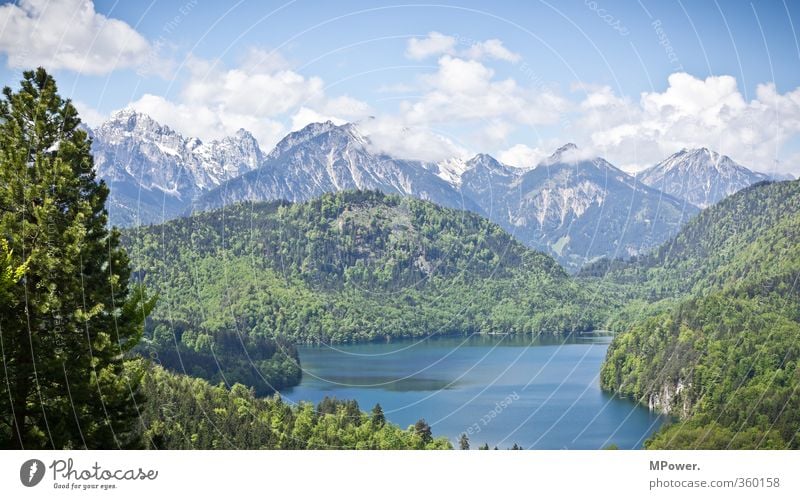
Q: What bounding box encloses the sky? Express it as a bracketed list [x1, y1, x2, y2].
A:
[1, 0, 800, 174]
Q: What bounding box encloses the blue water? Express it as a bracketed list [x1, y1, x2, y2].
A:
[281, 334, 665, 449]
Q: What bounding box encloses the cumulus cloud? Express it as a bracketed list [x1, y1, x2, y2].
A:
[0, 0, 166, 75]
[401, 56, 567, 130]
[72, 100, 106, 127]
[497, 144, 547, 169]
[405, 32, 457, 60]
[361, 117, 469, 163]
[126, 52, 371, 149]
[127, 93, 288, 147]
[237, 47, 290, 73]
[576, 73, 800, 174]
[290, 97, 371, 131]
[464, 39, 521, 63]
[357, 52, 568, 161]
[405, 32, 521, 63]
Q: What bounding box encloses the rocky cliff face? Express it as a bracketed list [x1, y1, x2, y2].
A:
[193, 121, 481, 215]
[459, 145, 696, 270]
[647, 378, 693, 418]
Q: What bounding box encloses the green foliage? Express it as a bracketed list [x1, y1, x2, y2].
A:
[122, 190, 607, 391]
[0, 68, 155, 449]
[413, 419, 433, 445]
[598, 179, 800, 449]
[645, 421, 789, 450]
[371, 403, 385, 427]
[137, 361, 452, 449]
[145, 328, 300, 396]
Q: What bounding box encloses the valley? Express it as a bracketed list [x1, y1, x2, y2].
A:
[121, 176, 800, 449]
[101, 109, 799, 449]
[2, 67, 799, 452]
[1, 0, 799, 467]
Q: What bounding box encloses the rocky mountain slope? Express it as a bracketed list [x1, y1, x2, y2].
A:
[93, 113, 716, 269]
[91, 109, 263, 225]
[637, 147, 774, 208]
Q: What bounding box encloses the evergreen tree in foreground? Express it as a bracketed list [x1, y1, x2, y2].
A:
[458, 433, 469, 450]
[0, 68, 155, 449]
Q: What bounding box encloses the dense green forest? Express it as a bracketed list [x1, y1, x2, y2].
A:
[137, 360, 452, 449]
[122, 190, 609, 390]
[597, 179, 800, 449]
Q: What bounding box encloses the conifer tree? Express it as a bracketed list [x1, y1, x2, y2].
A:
[0, 68, 155, 449]
[414, 419, 432, 445]
[370, 403, 385, 427]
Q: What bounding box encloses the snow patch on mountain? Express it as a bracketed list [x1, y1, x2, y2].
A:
[92, 109, 263, 225]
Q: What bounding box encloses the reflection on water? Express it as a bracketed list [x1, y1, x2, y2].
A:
[282, 333, 665, 449]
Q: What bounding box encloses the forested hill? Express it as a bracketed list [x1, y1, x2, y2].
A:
[121, 191, 606, 391]
[598, 179, 800, 449]
[144, 189, 566, 289]
[123, 189, 605, 342]
[581, 179, 800, 300]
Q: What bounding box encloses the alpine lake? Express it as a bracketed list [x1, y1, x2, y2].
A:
[283, 333, 665, 449]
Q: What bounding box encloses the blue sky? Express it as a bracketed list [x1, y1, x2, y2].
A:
[2, 0, 800, 173]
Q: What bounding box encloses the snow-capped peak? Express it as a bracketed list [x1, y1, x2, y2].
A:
[433, 157, 469, 186]
[639, 147, 771, 208]
[545, 143, 581, 164]
[91, 111, 264, 217]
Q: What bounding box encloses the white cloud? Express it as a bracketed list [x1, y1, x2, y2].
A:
[497, 144, 547, 169]
[405, 32, 457, 60]
[464, 39, 521, 63]
[290, 107, 346, 131]
[180, 57, 325, 118]
[401, 56, 567, 129]
[359, 55, 567, 161]
[405, 32, 521, 63]
[124, 51, 371, 149]
[128, 93, 288, 147]
[360, 117, 468, 163]
[575, 73, 800, 174]
[0, 0, 166, 75]
[237, 47, 290, 73]
[73, 100, 105, 127]
[290, 96, 373, 131]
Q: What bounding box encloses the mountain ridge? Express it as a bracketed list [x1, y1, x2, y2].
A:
[92, 112, 789, 269]
[637, 147, 777, 208]
[92, 109, 264, 226]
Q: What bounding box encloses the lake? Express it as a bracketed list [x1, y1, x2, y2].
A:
[282, 334, 665, 449]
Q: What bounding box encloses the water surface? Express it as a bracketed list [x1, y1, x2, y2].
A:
[282, 334, 664, 449]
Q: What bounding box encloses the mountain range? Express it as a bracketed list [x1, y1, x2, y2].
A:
[91, 110, 788, 269]
[458, 144, 695, 269]
[637, 147, 777, 208]
[91, 109, 263, 226]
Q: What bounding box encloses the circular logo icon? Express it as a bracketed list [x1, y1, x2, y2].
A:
[20, 459, 45, 487]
